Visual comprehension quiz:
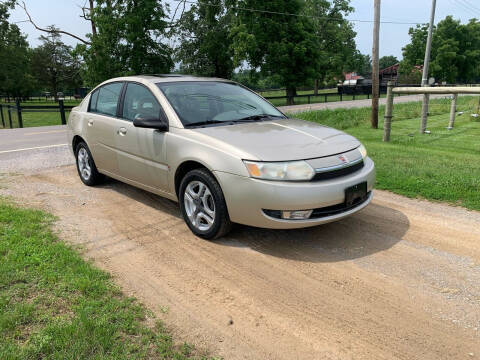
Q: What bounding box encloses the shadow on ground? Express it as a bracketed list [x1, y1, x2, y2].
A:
[102, 178, 409, 263]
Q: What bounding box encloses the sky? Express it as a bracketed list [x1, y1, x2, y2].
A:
[8, 0, 478, 60]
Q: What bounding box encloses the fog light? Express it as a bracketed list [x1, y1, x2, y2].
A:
[281, 210, 313, 220]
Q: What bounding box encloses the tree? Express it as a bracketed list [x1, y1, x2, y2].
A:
[31, 29, 81, 99]
[77, 0, 173, 86]
[347, 51, 371, 77]
[379, 55, 398, 70]
[401, 24, 428, 67]
[174, 0, 235, 78]
[303, 0, 358, 93]
[0, 1, 33, 99]
[399, 17, 480, 84]
[231, 0, 320, 104]
[429, 16, 461, 84]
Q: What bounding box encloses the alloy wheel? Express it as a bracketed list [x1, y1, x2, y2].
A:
[77, 147, 92, 181]
[183, 180, 216, 231]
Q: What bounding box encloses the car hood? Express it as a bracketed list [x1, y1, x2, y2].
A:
[191, 118, 360, 161]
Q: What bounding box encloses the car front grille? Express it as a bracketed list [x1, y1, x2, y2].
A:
[311, 160, 364, 181]
[309, 191, 371, 218]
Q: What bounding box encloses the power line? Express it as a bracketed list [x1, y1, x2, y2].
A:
[451, 0, 480, 17]
[171, 0, 425, 25]
[456, 0, 480, 15]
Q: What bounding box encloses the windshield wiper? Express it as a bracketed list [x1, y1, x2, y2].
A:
[233, 114, 285, 122]
[184, 120, 231, 128]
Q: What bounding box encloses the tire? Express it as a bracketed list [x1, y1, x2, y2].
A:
[75, 141, 103, 186]
[179, 168, 232, 239]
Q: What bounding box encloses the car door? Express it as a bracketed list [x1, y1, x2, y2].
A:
[85, 82, 124, 174]
[114, 82, 169, 192]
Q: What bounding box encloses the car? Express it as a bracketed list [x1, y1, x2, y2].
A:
[67, 75, 375, 239]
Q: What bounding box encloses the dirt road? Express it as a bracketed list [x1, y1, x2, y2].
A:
[1, 162, 479, 359]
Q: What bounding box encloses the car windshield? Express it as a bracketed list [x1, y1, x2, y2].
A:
[157, 81, 285, 127]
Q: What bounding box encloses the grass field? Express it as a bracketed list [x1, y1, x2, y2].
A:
[0, 199, 213, 359]
[292, 96, 480, 211]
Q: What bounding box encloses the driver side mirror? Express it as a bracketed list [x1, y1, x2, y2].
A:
[133, 117, 168, 132]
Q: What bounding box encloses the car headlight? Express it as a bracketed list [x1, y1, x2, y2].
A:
[243, 160, 315, 181]
[358, 144, 367, 160]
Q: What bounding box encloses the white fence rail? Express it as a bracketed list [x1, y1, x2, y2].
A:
[383, 82, 480, 141]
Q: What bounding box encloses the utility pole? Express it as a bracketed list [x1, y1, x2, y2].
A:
[371, 0, 381, 129]
[420, 0, 437, 134]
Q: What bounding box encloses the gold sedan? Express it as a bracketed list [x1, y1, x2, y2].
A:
[67, 75, 375, 239]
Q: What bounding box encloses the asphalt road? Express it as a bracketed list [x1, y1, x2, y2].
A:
[280, 93, 452, 114]
[0, 125, 68, 153]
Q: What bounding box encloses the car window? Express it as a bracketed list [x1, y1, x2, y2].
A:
[95, 82, 123, 117]
[122, 83, 161, 121]
[157, 81, 285, 126]
[89, 89, 99, 112]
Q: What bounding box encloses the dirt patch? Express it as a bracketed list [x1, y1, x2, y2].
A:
[2, 165, 480, 360]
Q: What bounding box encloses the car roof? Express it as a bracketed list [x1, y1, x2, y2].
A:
[104, 74, 233, 84]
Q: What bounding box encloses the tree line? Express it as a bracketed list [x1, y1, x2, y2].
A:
[400, 16, 480, 84]
[0, 0, 371, 103]
[1, 0, 479, 102]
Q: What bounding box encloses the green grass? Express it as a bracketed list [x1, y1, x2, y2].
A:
[0, 199, 213, 359]
[292, 96, 480, 211]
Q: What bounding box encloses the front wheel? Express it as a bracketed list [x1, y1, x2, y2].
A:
[179, 169, 232, 239]
[75, 142, 103, 186]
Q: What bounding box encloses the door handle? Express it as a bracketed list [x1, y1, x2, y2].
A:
[87, 119, 93, 126]
[117, 127, 127, 136]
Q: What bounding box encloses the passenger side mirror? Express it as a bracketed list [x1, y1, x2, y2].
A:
[133, 117, 168, 132]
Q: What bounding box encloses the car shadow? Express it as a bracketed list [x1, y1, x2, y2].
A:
[97, 178, 182, 219]
[216, 203, 409, 263]
[99, 178, 409, 263]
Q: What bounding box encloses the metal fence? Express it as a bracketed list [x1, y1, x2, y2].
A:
[263, 92, 379, 106]
[0, 99, 74, 128]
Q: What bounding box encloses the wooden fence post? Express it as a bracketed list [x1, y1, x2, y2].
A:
[0, 105, 4, 128]
[15, 99, 23, 128]
[383, 81, 394, 142]
[7, 105, 13, 128]
[447, 94, 457, 129]
[420, 94, 430, 134]
[59, 99, 66, 125]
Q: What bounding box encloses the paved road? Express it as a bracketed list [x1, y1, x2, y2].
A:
[0, 94, 453, 154]
[0, 125, 68, 153]
[0, 125, 71, 173]
[279, 93, 452, 114]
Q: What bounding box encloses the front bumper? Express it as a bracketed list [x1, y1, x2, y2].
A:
[214, 157, 375, 229]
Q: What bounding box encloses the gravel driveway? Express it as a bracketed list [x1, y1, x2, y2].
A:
[1, 147, 479, 360]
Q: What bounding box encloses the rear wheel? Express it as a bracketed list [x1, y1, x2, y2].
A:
[179, 169, 231, 239]
[75, 142, 103, 186]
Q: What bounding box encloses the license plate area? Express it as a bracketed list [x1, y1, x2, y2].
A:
[345, 182, 367, 207]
